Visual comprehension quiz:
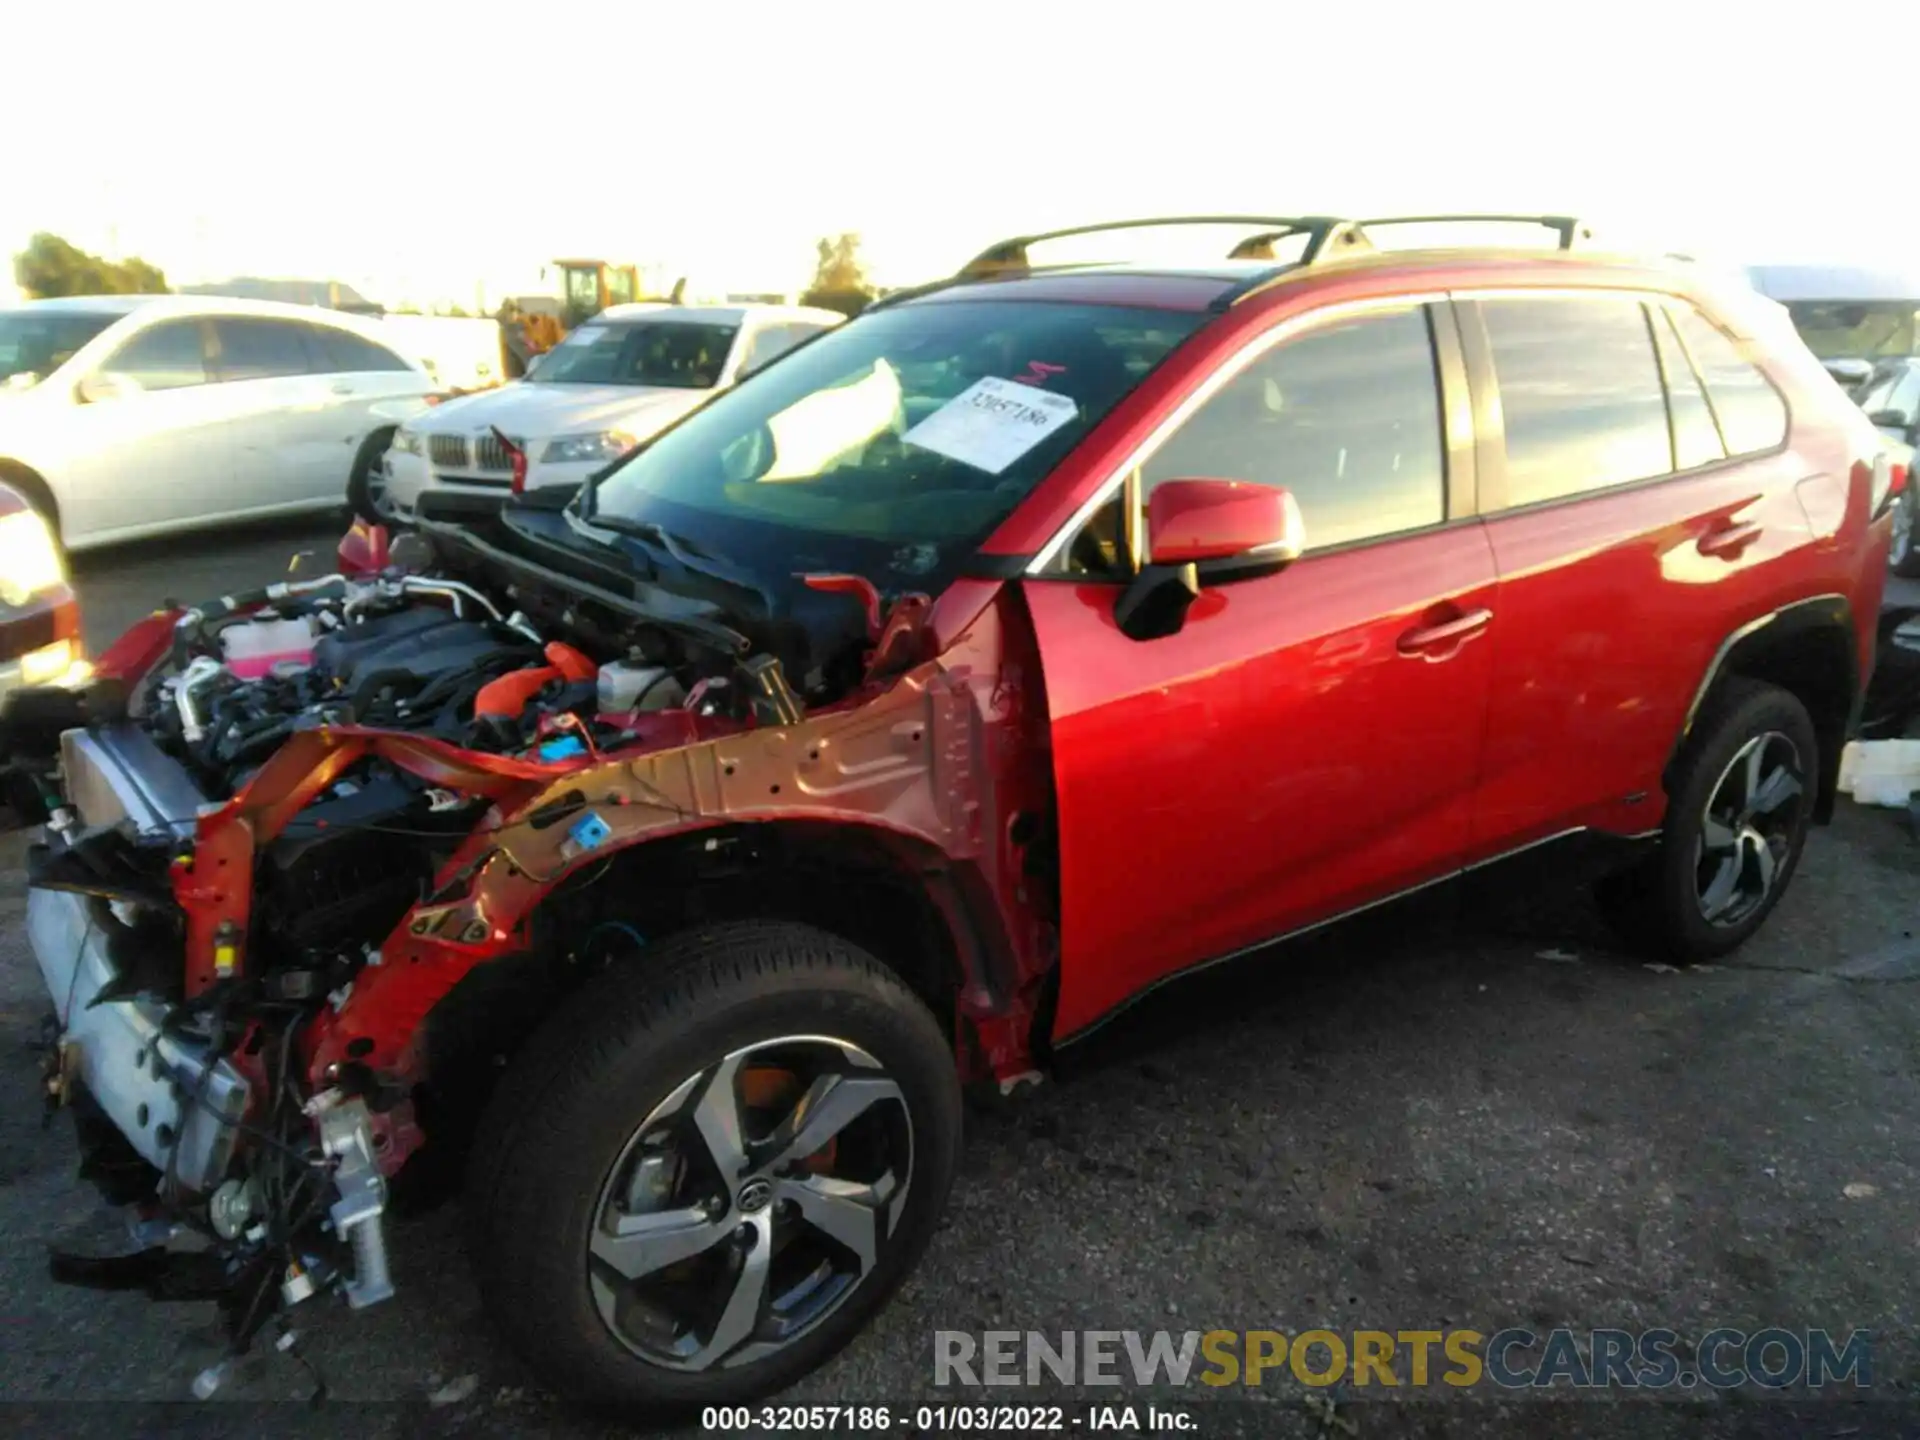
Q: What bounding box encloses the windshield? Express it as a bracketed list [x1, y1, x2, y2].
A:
[531, 319, 740, 388]
[586, 299, 1203, 590]
[0, 310, 120, 385]
[1782, 301, 1920, 361]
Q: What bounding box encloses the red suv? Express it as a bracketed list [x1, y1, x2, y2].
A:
[11, 216, 1897, 1412]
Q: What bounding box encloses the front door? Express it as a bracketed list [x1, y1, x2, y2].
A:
[60, 316, 243, 543]
[1023, 301, 1501, 1041]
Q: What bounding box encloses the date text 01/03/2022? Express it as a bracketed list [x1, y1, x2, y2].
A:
[700, 1403, 1198, 1431]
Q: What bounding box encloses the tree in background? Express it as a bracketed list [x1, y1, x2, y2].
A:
[14, 232, 170, 298]
[800, 233, 877, 317]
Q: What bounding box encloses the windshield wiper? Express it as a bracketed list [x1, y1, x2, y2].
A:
[588, 514, 717, 562]
[582, 513, 777, 608]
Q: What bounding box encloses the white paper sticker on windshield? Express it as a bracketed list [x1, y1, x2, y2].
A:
[563, 325, 608, 345]
[902, 376, 1078, 475]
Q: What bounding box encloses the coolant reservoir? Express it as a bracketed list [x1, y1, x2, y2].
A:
[598, 660, 685, 712]
[221, 616, 316, 679]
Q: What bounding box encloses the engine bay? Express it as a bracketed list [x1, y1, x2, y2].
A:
[6, 516, 946, 1394]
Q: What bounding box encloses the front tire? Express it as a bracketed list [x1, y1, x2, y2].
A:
[470, 920, 961, 1414]
[345, 428, 396, 523]
[1597, 678, 1817, 962]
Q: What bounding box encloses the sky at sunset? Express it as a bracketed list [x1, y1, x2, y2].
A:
[6, 0, 1914, 308]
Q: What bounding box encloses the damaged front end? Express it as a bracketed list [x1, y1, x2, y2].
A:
[12, 518, 1053, 1391]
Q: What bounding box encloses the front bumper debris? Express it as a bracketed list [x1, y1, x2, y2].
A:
[27, 882, 248, 1196]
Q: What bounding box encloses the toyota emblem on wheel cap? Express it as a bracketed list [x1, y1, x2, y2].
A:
[736, 1178, 774, 1213]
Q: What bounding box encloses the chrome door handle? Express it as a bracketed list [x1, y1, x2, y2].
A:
[1697, 521, 1763, 558]
[1398, 607, 1493, 657]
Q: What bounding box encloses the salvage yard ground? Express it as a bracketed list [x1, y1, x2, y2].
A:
[1, 520, 1918, 1438]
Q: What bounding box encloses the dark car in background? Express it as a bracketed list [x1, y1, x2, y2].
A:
[1748, 265, 1920, 574]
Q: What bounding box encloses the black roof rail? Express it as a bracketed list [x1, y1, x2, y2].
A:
[956, 216, 1358, 280]
[883, 214, 1597, 314]
[1346, 214, 1591, 251]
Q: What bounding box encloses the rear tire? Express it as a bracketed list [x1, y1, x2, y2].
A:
[345, 428, 396, 523]
[1596, 678, 1817, 962]
[469, 920, 961, 1414]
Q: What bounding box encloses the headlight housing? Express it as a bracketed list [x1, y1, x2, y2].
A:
[542, 431, 635, 465]
[0, 508, 65, 609]
[391, 428, 424, 456]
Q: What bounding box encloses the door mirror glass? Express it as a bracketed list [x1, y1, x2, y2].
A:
[1868, 407, 1913, 429]
[77, 371, 141, 403]
[1146, 477, 1305, 567]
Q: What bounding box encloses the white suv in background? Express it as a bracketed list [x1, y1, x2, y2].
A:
[380, 303, 844, 521]
[0, 296, 436, 552]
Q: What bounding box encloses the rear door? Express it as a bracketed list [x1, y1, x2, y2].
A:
[1024, 299, 1501, 1040]
[1462, 290, 1807, 856]
[60, 315, 242, 539]
[301, 323, 428, 501]
[208, 316, 341, 509]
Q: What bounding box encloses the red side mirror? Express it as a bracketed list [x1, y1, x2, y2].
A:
[1146, 478, 1305, 566]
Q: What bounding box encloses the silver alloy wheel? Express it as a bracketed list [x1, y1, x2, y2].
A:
[365, 457, 390, 516]
[1892, 488, 1914, 569]
[587, 1035, 913, 1372]
[1694, 729, 1804, 928]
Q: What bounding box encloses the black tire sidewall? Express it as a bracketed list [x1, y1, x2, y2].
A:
[477, 927, 960, 1412]
[1652, 682, 1818, 960]
[346, 428, 395, 522]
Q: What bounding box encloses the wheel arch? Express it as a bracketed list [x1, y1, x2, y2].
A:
[0, 458, 60, 536]
[1666, 594, 1858, 824]
[531, 818, 1025, 1028]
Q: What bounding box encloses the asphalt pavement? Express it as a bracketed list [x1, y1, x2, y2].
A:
[2, 519, 1918, 1438]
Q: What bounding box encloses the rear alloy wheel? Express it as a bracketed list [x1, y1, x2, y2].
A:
[472, 921, 961, 1414]
[1691, 730, 1805, 930]
[1597, 678, 1816, 962]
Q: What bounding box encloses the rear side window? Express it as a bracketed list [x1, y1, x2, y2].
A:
[1670, 305, 1789, 455]
[1140, 305, 1447, 551]
[212, 317, 317, 382]
[1652, 309, 1726, 471]
[1482, 297, 1670, 505]
[308, 325, 413, 374]
[107, 319, 208, 391]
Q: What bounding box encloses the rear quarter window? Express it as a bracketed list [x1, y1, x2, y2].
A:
[1670, 305, 1790, 455]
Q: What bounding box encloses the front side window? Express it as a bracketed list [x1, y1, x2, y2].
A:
[212, 317, 317, 382]
[1483, 296, 1672, 506]
[589, 299, 1202, 590]
[1670, 305, 1789, 456]
[1137, 305, 1447, 554]
[106, 319, 208, 391]
[531, 320, 740, 389]
[0, 310, 120, 386]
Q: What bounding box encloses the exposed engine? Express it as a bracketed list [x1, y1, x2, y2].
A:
[153, 571, 691, 799]
[9, 521, 886, 1395]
